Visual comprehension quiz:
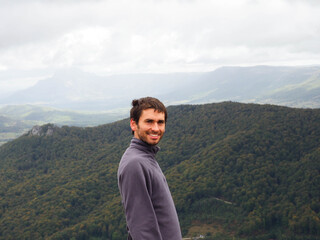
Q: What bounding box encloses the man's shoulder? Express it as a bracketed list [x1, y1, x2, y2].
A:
[119, 147, 149, 171]
[121, 145, 145, 162]
[118, 158, 152, 183]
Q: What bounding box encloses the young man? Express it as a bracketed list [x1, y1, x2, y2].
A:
[117, 97, 182, 240]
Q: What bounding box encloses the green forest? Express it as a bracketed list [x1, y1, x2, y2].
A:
[0, 102, 319, 240]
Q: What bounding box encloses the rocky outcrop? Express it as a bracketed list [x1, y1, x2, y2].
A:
[28, 124, 57, 137]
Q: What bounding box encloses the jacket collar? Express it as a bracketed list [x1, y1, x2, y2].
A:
[130, 137, 160, 155]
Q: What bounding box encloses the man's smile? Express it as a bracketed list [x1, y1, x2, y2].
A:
[149, 133, 160, 139]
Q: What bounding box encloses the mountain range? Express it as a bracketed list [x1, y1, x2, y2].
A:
[1, 65, 320, 110]
[0, 65, 319, 145]
[0, 102, 319, 239]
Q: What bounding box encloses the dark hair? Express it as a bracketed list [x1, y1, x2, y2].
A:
[130, 97, 167, 134]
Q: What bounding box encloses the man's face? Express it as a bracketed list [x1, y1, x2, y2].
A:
[130, 108, 166, 146]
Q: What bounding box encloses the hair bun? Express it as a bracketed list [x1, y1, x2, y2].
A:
[132, 99, 139, 107]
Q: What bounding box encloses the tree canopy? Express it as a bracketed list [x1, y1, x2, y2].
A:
[0, 102, 319, 239]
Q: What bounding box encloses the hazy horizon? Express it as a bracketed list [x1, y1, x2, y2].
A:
[1, 0, 320, 95]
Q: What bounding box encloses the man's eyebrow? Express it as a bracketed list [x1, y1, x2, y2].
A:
[144, 118, 165, 122]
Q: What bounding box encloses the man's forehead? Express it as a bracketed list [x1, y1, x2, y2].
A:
[141, 109, 165, 119]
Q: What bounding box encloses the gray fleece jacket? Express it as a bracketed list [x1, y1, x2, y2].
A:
[118, 138, 182, 240]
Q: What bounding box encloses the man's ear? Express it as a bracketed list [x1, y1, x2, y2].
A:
[130, 119, 137, 132]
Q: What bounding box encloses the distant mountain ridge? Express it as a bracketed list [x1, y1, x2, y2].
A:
[1, 69, 201, 110]
[1, 65, 319, 110]
[0, 65, 319, 145]
[0, 102, 319, 239]
[188, 65, 320, 107]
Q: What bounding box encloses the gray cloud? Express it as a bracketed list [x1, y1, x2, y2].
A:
[0, 0, 319, 77]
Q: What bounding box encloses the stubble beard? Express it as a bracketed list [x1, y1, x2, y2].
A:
[135, 128, 163, 146]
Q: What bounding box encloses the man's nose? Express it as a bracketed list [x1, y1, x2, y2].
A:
[151, 123, 160, 131]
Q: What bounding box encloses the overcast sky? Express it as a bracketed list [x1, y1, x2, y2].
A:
[0, 0, 320, 91]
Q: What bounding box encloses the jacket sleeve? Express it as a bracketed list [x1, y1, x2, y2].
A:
[118, 160, 163, 240]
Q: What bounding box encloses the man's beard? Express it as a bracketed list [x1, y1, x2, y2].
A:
[135, 128, 163, 146]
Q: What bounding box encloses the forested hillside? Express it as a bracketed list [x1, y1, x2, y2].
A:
[0, 102, 319, 240]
